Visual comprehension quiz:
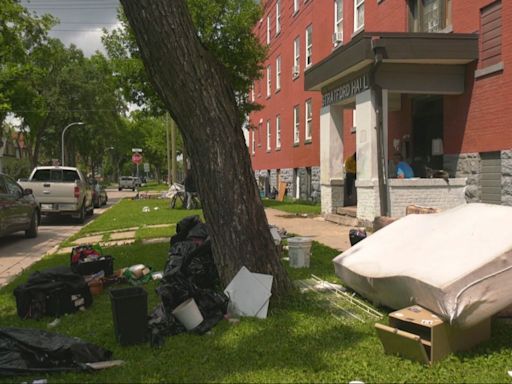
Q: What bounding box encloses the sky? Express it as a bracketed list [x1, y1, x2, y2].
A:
[20, 0, 121, 57]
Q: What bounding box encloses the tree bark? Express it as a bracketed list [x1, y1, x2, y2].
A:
[120, 0, 291, 296]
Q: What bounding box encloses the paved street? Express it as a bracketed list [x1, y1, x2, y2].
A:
[0, 189, 135, 286]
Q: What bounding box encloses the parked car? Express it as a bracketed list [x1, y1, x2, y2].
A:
[118, 176, 137, 191]
[18, 166, 94, 223]
[89, 179, 108, 208]
[0, 173, 40, 238]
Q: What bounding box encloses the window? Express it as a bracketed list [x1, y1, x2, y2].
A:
[276, 115, 281, 149]
[305, 99, 312, 141]
[293, 37, 300, 78]
[276, 56, 281, 91]
[294, 0, 299, 14]
[305, 25, 313, 68]
[251, 130, 255, 154]
[251, 86, 255, 102]
[266, 65, 271, 97]
[293, 105, 300, 144]
[354, 0, 364, 31]
[266, 120, 271, 151]
[267, 16, 271, 44]
[276, 0, 281, 34]
[480, 1, 502, 69]
[257, 79, 262, 96]
[334, 0, 343, 45]
[4, 175, 21, 196]
[408, 0, 452, 32]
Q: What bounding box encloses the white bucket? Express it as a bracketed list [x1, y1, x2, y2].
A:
[288, 237, 313, 268]
[172, 298, 204, 330]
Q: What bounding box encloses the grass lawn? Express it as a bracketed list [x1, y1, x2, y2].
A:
[262, 199, 321, 215]
[62, 199, 202, 246]
[1, 205, 512, 382]
[138, 182, 170, 192]
[136, 225, 176, 240]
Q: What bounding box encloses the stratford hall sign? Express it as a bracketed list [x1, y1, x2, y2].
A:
[322, 72, 370, 107]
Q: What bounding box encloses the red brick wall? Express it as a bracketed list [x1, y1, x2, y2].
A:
[251, 0, 512, 171]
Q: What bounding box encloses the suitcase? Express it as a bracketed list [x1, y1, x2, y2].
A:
[14, 266, 92, 319]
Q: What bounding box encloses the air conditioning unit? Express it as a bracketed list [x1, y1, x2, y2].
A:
[332, 31, 343, 45]
[292, 65, 300, 77]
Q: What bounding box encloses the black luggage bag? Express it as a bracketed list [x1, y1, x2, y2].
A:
[13, 266, 92, 319]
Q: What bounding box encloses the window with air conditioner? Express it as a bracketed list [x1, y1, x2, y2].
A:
[354, 0, 364, 32]
[333, 0, 343, 46]
[293, 105, 300, 144]
[305, 25, 313, 68]
[266, 120, 271, 151]
[276, 56, 281, 91]
[276, 115, 281, 149]
[408, 0, 452, 32]
[266, 65, 271, 97]
[305, 99, 312, 141]
[251, 130, 255, 154]
[276, 0, 281, 34]
[293, 37, 300, 78]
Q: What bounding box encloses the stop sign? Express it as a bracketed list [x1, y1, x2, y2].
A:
[132, 152, 143, 165]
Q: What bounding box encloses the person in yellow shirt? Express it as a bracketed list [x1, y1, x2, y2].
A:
[344, 152, 357, 205]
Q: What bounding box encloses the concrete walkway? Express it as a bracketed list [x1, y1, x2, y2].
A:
[266, 208, 350, 252]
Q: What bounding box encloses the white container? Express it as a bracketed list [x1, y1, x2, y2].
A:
[172, 298, 204, 330]
[287, 237, 313, 268]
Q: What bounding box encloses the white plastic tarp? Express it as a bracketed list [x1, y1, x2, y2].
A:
[333, 203, 512, 328]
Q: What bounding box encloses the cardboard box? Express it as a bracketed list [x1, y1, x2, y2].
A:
[375, 305, 491, 364]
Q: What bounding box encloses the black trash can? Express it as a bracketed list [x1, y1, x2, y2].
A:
[110, 287, 148, 346]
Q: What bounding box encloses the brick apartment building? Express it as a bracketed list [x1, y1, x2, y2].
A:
[249, 0, 510, 224]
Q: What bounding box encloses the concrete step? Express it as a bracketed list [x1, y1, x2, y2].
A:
[324, 213, 360, 227]
[336, 206, 357, 217]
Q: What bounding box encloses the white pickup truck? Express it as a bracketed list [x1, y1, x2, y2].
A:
[19, 166, 94, 223]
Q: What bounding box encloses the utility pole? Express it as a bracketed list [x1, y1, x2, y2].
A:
[166, 113, 171, 185]
[171, 116, 177, 184]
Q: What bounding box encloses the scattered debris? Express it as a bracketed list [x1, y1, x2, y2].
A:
[348, 228, 367, 246]
[224, 266, 272, 319]
[296, 275, 382, 323]
[287, 237, 313, 268]
[47, 318, 61, 328]
[142, 206, 150, 212]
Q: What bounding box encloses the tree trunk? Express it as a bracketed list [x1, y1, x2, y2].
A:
[121, 0, 291, 297]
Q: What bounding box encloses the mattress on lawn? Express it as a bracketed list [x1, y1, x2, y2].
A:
[333, 203, 512, 328]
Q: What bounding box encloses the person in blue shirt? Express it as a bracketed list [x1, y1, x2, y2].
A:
[393, 152, 414, 179]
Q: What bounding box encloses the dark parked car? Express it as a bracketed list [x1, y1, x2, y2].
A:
[0, 173, 40, 238]
[89, 180, 108, 208]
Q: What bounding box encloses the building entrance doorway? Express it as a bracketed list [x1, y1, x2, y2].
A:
[411, 96, 444, 175]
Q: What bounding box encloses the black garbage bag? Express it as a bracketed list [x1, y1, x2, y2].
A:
[170, 215, 202, 246]
[148, 304, 186, 347]
[349, 228, 367, 246]
[149, 279, 229, 347]
[186, 223, 209, 243]
[0, 327, 112, 376]
[166, 239, 219, 290]
[13, 266, 92, 320]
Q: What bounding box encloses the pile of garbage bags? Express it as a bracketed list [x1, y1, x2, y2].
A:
[0, 328, 112, 376]
[148, 215, 229, 347]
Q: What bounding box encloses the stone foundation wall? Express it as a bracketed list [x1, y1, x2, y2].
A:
[502, 150, 512, 206]
[444, 153, 480, 203]
[254, 167, 319, 200]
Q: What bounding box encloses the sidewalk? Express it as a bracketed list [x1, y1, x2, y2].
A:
[265, 208, 351, 252]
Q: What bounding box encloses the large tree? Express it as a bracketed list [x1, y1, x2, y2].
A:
[120, 0, 291, 296]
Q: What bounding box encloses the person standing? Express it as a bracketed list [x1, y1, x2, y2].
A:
[184, 171, 196, 209]
[344, 152, 357, 205]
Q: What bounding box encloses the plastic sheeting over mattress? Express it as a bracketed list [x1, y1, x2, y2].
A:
[333, 203, 512, 328]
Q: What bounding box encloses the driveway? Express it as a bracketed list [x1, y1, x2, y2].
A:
[0, 188, 136, 286]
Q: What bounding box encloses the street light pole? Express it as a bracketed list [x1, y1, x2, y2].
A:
[61, 122, 84, 166]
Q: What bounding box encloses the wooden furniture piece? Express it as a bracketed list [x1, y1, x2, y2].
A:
[375, 305, 491, 364]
